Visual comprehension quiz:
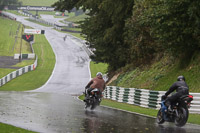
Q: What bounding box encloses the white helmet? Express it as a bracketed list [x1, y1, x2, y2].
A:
[96, 72, 103, 76]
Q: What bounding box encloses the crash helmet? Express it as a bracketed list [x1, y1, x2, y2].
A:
[96, 72, 103, 77]
[177, 75, 185, 81]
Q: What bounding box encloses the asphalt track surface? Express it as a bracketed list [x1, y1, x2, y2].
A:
[0, 13, 200, 133]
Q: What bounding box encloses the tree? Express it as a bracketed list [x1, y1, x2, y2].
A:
[144, 0, 200, 55]
[53, 0, 134, 71]
[125, 0, 200, 67]
[124, 0, 160, 66]
[0, 0, 21, 10]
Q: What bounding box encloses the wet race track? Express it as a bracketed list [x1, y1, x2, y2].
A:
[1, 92, 200, 133]
[0, 13, 200, 133]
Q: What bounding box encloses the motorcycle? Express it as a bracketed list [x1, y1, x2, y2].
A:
[84, 88, 102, 110]
[157, 95, 193, 127]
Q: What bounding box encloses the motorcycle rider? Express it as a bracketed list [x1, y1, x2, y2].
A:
[84, 72, 106, 101]
[162, 75, 189, 111]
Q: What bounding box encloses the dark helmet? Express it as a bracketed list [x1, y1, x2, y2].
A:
[177, 75, 185, 81]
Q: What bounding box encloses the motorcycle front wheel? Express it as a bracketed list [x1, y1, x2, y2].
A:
[175, 107, 188, 127]
[157, 109, 165, 124]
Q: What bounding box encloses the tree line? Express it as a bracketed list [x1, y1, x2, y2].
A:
[54, 0, 200, 72]
[0, 0, 21, 10]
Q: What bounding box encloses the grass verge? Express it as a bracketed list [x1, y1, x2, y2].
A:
[5, 10, 25, 16]
[0, 34, 55, 91]
[19, 0, 57, 6]
[65, 13, 89, 23]
[26, 18, 52, 27]
[0, 17, 38, 79]
[67, 32, 85, 40]
[0, 68, 16, 78]
[0, 17, 32, 56]
[12, 60, 35, 67]
[90, 61, 108, 78]
[0, 122, 36, 133]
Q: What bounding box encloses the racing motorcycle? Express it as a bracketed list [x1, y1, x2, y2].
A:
[84, 88, 102, 110]
[157, 95, 193, 127]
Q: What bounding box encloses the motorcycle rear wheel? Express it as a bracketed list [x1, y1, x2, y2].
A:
[157, 109, 165, 124]
[84, 100, 89, 109]
[90, 97, 97, 110]
[175, 107, 188, 127]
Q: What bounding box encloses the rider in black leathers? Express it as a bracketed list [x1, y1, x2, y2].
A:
[162, 75, 189, 110]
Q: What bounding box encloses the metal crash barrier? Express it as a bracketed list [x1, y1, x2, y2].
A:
[104, 86, 200, 114]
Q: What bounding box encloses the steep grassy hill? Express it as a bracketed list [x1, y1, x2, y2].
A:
[0, 17, 55, 91]
[109, 52, 200, 93]
[19, 0, 58, 6]
[0, 17, 32, 56]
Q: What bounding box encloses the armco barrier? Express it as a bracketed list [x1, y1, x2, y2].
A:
[0, 56, 37, 87]
[14, 53, 35, 59]
[104, 86, 200, 114]
[1, 11, 16, 20]
[0, 11, 38, 87]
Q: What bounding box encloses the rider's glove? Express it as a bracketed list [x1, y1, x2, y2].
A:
[161, 95, 167, 100]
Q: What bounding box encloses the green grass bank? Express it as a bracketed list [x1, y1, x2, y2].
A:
[0, 17, 35, 79]
[0, 11, 55, 92]
[0, 17, 32, 56]
[110, 52, 200, 93]
[19, 0, 57, 6]
[0, 122, 36, 133]
[0, 34, 55, 91]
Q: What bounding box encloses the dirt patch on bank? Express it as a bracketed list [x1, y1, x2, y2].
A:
[0, 56, 21, 69]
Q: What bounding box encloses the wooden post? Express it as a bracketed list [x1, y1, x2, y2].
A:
[19, 24, 25, 62]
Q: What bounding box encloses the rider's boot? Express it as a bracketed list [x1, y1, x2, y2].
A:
[165, 100, 172, 112]
[83, 91, 90, 102]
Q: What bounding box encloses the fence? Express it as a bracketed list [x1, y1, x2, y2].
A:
[1, 11, 16, 20]
[14, 53, 35, 59]
[0, 56, 38, 87]
[0, 11, 38, 87]
[104, 86, 200, 114]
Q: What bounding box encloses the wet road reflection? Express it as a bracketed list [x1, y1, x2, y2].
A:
[82, 107, 200, 133]
[0, 92, 199, 133]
